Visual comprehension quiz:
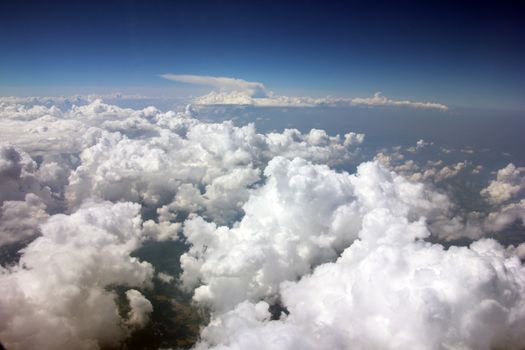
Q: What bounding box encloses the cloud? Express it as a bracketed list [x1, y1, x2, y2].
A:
[161, 74, 449, 110]
[0, 194, 48, 246]
[373, 140, 468, 185]
[177, 157, 525, 350]
[192, 91, 449, 111]
[126, 289, 153, 328]
[62, 102, 363, 223]
[0, 144, 57, 246]
[0, 201, 154, 350]
[193, 91, 325, 107]
[350, 92, 449, 111]
[0, 97, 365, 252]
[0, 96, 523, 349]
[161, 74, 268, 97]
[180, 157, 451, 312]
[195, 215, 525, 350]
[482, 163, 525, 204]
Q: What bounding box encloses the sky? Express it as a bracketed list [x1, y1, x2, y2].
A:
[2, 3, 525, 349]
[1, 0, 524, 110]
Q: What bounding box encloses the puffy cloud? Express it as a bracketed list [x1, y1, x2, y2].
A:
[0, 144, 53, 204]
[415, 161, 468, 183]
[0, 201, 154, 350]
[407, 138, 433, 153]
[0, 98, 363, 237]
[482, 163, 525, 204]
[374, 151, 468, 184]
[195, 213, 525, 350]
[343, 132, 365, 146]
[0, 194, 48, 246]
[126, 289, 153, 328]
[61, 103, 361, 223]
[180, 157, 450, 312]
[157, 271, 175, 284]
[142, 219, 182, 241]
[177, 155, 525, 350]
[1, 95, 523, 350]
[373, 148, 525, 240]
[0, 144, 58, 246]
[484, 199, 525, 232]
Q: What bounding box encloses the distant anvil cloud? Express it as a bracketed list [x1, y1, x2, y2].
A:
[160, 74, 268, 97]
[161, 73, 449, 111]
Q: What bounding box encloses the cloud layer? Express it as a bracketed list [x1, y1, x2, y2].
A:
[0, 96, 522, 349]
[193, 91, 449, 110]
[161, 74, 449, 110]
[0, 97, 364, 349]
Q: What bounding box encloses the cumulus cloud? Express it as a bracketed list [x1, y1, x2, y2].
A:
[61, 102, 362, 223]
[195, 214, 525, 350]
[0, 201, 154, 350]
[0, 96, 522, 350]
[0, 97, 367, 347]
[0, 144, 58, 245]
[0, 98, 363, 229]
[482, 163, 525, 204]
[0, 194, 48, 246]
[161, 74, 448, 110]
[126, 289, 154, 328]
[179, 158, 525, 350]
[374, 150, 468, 184]
[373, 145, 525, 240]
[180, 157, 450, 312]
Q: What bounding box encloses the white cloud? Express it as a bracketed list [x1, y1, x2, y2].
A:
[374, 144, 468, 184]
[61, 102, 362, 223]
[161, 74, 449, 110]
[482, 163, 525, 204]
[157, 271, 175, 284]
[161, 74, 268, 97]
[0, 201, 154, 350]
[0, 96, 523, 350]
[178, 157, 525, 350]
[0, 194, 48, 246]
[195, 215, 525, 350]
[193, 91, 449, 110]
[0, 98, 362, 233]
[351, 92, 449, 111]
[126, 289, 153, 328]
[180, 157, 450, 312]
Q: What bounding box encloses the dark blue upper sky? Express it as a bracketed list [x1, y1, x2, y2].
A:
[1, 0, 524, 110]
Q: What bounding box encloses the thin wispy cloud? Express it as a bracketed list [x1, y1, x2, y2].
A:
[161, 73, 449, 111]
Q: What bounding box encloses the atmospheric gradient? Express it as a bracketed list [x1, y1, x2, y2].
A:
[1, 1, 525, 350]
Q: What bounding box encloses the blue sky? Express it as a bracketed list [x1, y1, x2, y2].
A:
[1, 0, 524, 110]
